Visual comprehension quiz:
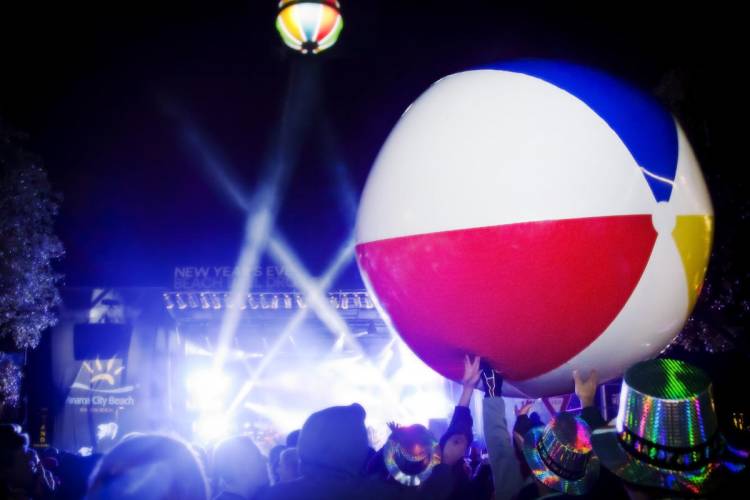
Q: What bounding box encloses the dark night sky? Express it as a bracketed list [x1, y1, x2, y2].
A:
[0, 1, 745, 289]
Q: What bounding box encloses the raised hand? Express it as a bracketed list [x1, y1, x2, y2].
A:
[458, 355, 481, 407]
[573, 369, 599, 408]
[461, 355, 481, 388]
[514, 399, 535, 417]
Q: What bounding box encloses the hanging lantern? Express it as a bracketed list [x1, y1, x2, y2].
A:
[276, 0, 343, 54]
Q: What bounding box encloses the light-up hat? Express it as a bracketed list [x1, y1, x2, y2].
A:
[591, 358, 747, 495]
[383, 424, 441, 487]
[521, 412, 600, 495]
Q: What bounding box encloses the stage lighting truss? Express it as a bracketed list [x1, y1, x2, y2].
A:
[163, 290, 375, 312]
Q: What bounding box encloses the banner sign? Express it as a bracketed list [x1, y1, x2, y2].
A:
[174, 266, 293, 291]
[63, 356, 137, 452]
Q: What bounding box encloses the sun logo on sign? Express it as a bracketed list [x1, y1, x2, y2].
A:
[71, 356, 135, 394]
[82, 357, 124, 386]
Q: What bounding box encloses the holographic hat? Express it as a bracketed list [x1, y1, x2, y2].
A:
[383, 424, 441, 486]
[590, 358, 747, 495]
[521, 412, 600, 495]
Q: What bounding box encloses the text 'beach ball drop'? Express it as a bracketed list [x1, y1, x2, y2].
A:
[276, 0, 343, 54]
[355, 60, 713, 397]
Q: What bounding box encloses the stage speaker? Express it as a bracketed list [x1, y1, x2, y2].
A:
[73, 323, 132, 360]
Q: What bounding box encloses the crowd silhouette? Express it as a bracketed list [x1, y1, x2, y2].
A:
[1, 357, 747, 499]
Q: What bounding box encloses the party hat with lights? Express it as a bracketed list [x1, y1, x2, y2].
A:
[591, 358, 747, 495]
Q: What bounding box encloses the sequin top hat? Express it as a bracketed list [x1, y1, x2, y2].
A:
[590, 358, 747, 495]
[383, 424, 441, 486]
[521, 412, 600, 495]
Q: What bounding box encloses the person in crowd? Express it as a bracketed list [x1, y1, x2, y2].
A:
[515, 411, 600, 499]
[85, 433, 209, 500]
[266, 444, 286, 485]
[38, 447, 59, 473]
[467, 443, 482, 473]
[193, 443, 211, 475]
[381, 422, 442, 487]
[54, 450, 101, 500]
[483, 365, 612, 499]
[277, 447, 300, 483]
[212, 435, 269, 500]
[572, 370, 606, 430]
[510, 370, 627, 499]
[259, 403, 455, 500]
[571, 369, 628, 499]
[0, 423, 55, 499]
[481, 363, 525, 499]
[439, 355, 492, 500]
[285, 430, 300, 448]
[590, 358, 747, 499]
[511, 399, 543, 488]
[440, 356, 479, 468]
[364, 422, 397, 481]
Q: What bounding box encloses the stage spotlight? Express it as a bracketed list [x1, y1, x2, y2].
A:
[249, 294, 260, 309]
[188, 293, 199, 309]
[186, 369, 230, 412]
[163, 293, 175, 309]
[295, 294, 306, 308]
[200, 293, 211, 309]
[175, 293, 187, 309]
[211, 293, 222, 309]
[329, 294, 339, 309]
[193, 413, 232, 443]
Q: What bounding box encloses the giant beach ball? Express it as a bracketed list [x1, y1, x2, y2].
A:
[354, 60, 713, 397]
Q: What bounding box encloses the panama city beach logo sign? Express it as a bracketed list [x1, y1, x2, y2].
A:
[66, 357, 136, 412]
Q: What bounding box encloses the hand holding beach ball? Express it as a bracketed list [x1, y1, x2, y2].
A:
[355, 60, 713, 397]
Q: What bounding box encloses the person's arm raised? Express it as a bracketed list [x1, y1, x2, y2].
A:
[458, 355, 481, 407]
[481, 363, 524, 500]
[573, 369, 606, 429]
